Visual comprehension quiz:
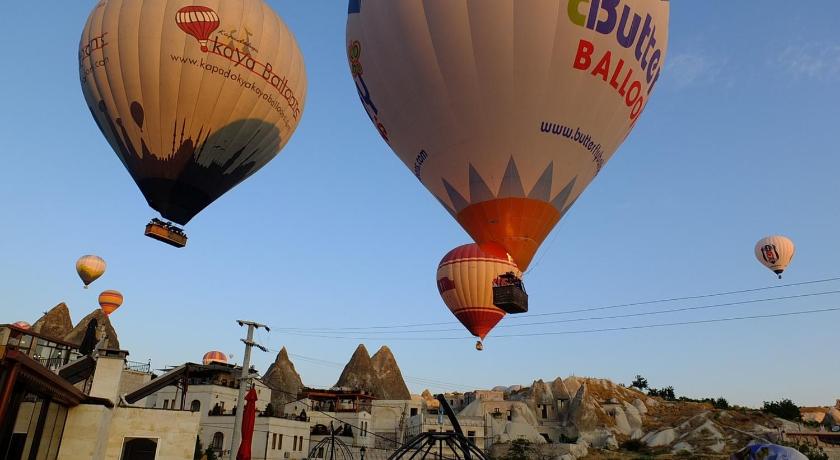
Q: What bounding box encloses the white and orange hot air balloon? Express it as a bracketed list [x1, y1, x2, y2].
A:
[11, 321, 31, 331]
[99, 290, 124, 315]
[755, 236, 795, 279]
[79, 0, 307, 245]
[76, 255, 106, 288]
[347, 1, 669, 271]
[437, 243, 521, 350]
[202, 351, 228, 365]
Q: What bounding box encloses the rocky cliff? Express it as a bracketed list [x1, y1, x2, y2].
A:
[64, 309, 119, 349]
[371, 346, 411, 400]
[263, 347, 304, 415]
[31, 303, 73, 341]
[335, 344, 385, 397]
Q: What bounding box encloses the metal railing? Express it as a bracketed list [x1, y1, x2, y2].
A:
[125, 360, 151, 373]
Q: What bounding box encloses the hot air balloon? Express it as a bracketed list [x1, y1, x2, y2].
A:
[437, 243, 522, 350]
[99, 290, 124, 315]
[11, 321, 31, 330]
[79, 0, 307, 247]
[202, 351, 228, 365]
[755, 236, 795, 279]
[347, 1, 669, 270]
[76, 255, 106, 288]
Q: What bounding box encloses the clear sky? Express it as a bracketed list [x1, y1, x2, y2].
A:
[1, 1, 839, 408]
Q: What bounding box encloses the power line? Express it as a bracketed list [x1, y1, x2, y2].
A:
[266, 306, 840, 341]
[265, 348, 480, 392]
[275, 289, 840, 336]
[269, 276, 840, 333]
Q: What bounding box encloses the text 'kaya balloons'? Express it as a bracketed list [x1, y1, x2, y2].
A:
[79, 0, 307, 228]
[755, 236, 795, 279]
[437, 243, 521, 344]
[76, 255, 106, 288]
[348, 1, 669, 270]
[99, 290, 124, 315]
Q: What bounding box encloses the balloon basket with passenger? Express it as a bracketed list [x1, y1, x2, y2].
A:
[144, 218, 188, 248]
[492, 271, 528, 314]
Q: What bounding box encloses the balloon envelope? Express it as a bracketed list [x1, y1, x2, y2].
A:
[76, 255, 106, 288]
[11, 321, 31, 330]
[754, 235, 794, 278]
[80, 0, 307, 225]
[98, 290, 124, 315]
[347, 1, 669, 269]
[437, 243, 521, 340]
[202, 351, 228, 365]
[731, 443, 807, 460]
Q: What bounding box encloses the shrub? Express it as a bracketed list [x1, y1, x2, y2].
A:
[762, 399, 801, 421]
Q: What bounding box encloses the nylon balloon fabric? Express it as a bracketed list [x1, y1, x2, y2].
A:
[80, 0, 307, 225]
[347, 0, 669, 269]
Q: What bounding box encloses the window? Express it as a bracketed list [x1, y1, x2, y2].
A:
[506, 410, 512, 421]
[428, 429, 436, 433]
[163, 400, 169, 409]
[410, 408, 418, 416]
[212, 432, 224, 450]
[190, 400, 201, 412]
[121, 438, 157, 460]
[278, 434, 283, 450]
[541, 405, 547, 418]
[467, 431, 476, 443]
[272, 433, 276, 449]
[293, 436, 297, 451]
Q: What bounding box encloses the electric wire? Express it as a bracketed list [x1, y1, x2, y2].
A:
[269, 276, 840, 333]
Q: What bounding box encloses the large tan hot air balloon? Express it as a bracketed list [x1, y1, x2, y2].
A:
[755, 236, 795, 279]
[76, 255, 106, 288]
[437, 243, 522, 350]
[79, 0, 307, 247]
[347, 1, 669, 270]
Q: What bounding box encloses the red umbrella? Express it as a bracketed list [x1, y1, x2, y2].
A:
[236, 388, 258, 460]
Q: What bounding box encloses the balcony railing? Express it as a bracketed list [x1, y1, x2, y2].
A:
[125, 360, 151, 373]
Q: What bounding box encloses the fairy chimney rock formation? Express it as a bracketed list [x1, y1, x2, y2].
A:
[371, 346, 411, 400]
[31, 303, 74, 341]
[263, 347, 304, 415]
[64, 309, 120, 350]
[335, 344, 386, 397]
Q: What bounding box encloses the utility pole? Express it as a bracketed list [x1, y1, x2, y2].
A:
[230, 320, 269, 460]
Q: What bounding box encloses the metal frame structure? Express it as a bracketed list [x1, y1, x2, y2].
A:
[307, 422, 355, 460]
[388, 395, 488, 460]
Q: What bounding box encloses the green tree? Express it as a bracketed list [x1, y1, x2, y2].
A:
[648, 386, 676, 401]
[204, 447, 217, 460]
[630, 375, 648, 390]
[194, 437, 203, 460]
[762, 399, 801, 421]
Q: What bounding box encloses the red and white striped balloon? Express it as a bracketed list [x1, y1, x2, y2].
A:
[436, 243, 521, 341]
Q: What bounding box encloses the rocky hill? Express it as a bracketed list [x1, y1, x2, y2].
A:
[335, 344, 386, 397]
[263, 347, 304, 415]
[490, 377, 821, 459]
[31, 303, 73, 341]
[371, 346, 411, 400]
[64, 309, 119, 349]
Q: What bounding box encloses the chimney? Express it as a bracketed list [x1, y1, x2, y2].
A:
[89, 349, 129, 403]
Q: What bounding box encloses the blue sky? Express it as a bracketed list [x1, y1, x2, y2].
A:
[2, 1, 839, 407]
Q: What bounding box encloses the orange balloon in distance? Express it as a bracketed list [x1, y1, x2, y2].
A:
[11, 321, 31, 330]
[202, 351, 228, 365]
[436, 243, 521, 341]
[99, 290, 124, 315]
